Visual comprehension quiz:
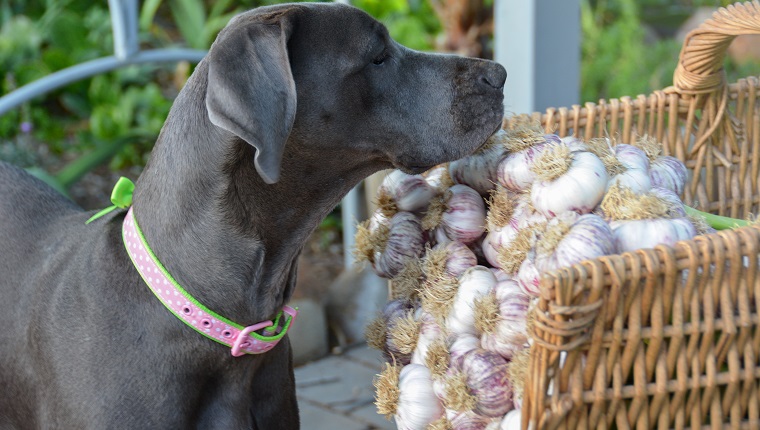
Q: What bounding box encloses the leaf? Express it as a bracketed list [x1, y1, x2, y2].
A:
[139, 0, 163, 31]
[170, 0, 207, 50]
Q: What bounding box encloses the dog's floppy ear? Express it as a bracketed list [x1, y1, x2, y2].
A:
[206, 12, 297, 184]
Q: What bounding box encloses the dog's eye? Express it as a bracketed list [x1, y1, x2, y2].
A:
[372, 52, 389, 66]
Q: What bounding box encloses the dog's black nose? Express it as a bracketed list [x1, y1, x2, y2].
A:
[479, 63, 507, 91]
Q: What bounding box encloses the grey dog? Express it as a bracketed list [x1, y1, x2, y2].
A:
[0, 2, 505, 429]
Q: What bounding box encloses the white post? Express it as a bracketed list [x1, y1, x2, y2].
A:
[494, 0, 581, 115]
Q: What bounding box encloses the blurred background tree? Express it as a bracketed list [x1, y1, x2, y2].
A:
[0, 0, 758, 204]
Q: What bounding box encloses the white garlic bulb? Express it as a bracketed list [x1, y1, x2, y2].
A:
[530, 146, 608, 217]
[447, 266, 496, 335]
[395, 364, 445, 430]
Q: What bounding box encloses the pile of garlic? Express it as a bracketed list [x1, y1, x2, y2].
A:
[356, 124, 711, 430]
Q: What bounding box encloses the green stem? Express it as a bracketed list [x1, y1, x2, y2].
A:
[685, 206, 752, 230]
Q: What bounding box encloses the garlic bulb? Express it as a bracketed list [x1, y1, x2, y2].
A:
[423, 185, 486, 244]
[516, 251, 541, 297]
[449, 135, 508, 195]
[649, 186, 687, 217]
[377, 170, 438, 214]
[411, 310, 443, 366]
[614, 143, 650, 171]
[446, 348, 513, 417]
[534, 212, 615, 273]
[512, 194, 548, 228]
[448, 411, 502, 430]
[447, 266, 496, 335]
[497, 143, 548, 192]
[650, 155, 688, 196]
[424, 241, 478, 280]
[601, 183, 697, 253]
[448, 333, 481, 367]
[530, 145, 608, 217]
[375, 363, 444, 430]
[634, 135, 688, 195]
[365, 299, 415, 364]
[610, 217, 697, 253]
[482, 187, 522, 269]
[424, 164, 455, 193]
[478, 279, 530, 358]
[496, 130, 585, 193]
[499, 409, 522, 430]
[372, 212, 426, 278]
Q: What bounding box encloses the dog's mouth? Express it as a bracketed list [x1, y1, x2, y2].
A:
[400, 164, 436, 175]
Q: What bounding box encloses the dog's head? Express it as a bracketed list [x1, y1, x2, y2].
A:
[206, 3, 506, 184]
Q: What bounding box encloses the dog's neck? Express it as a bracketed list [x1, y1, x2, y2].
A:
[132, 61, 382, 323]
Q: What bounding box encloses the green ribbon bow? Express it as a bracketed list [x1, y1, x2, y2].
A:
[85, 176, 135, 224]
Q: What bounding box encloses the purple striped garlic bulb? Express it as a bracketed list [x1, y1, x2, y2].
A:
[477, 279, 530, 359]
[423, 185, 486, 245]
[533, 212, 615, 273]
[377, 170, 438, 215]
[650, 155, 688, 196]
[424, 240, 478, 280]
[445, 348, 514, 418]
[365, 299, 416, 365]
[634, 135, 689, 196]
[370, 212, 425, 279]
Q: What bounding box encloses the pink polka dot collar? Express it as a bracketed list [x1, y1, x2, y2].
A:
[122, 207, 298, 356]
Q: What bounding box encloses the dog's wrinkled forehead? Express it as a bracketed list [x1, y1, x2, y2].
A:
[239, 3, 388, 68]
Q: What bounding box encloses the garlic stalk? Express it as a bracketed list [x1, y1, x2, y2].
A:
[423, 185, 486, 244]
[449, 131, 509, 195]
[530, 144, 608, 217]
[446, 266, 497, 336]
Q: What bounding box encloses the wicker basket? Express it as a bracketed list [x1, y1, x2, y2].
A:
[507, 2, 760, 429]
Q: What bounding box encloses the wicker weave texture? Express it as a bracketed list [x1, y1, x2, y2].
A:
[510, 2, 760, 429]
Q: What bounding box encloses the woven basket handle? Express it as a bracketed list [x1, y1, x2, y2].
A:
[674, 0, 760, 94]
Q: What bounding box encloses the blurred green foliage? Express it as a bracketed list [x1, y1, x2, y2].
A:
[582, 0, 760, 101]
